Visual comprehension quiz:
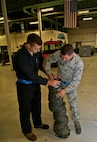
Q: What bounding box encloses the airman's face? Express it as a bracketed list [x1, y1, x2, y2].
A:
[28, 43, 41, 53]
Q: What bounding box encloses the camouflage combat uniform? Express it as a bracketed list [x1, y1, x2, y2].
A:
[43, 50, 84, 121]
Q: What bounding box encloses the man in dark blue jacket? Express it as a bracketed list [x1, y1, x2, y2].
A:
[14, 33, 60, 141]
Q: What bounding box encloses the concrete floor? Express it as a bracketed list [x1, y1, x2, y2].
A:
[0, 54, 97, 142]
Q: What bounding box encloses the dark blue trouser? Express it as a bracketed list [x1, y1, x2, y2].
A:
[16, 82, 42, 133]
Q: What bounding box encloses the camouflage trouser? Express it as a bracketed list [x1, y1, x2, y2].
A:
[48, 85, 70, 138]
[57, 83, 80, 121]
[67, 89, 80, 121]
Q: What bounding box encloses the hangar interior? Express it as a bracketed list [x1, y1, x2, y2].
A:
[0, 0, 97, 64]
[0, 0, 97, 142]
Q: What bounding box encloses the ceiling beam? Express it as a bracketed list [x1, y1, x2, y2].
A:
[23, 0, 64, 27]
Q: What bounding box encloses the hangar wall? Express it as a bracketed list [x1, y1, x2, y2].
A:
[68, 19, 97, 49]
[0, 30, 68, 52]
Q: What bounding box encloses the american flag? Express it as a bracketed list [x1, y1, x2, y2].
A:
[64, 0, 77, 28]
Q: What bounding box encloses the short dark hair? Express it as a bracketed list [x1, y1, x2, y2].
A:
[61, 44, 74, 55]
[27, 33, 42, 46]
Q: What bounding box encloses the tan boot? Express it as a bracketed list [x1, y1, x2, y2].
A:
[74, 121, 81, 134]
[24, 132, 37, 141]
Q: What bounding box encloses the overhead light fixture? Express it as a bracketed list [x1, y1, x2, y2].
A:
[41, 7, 54, 12]
[0, 21, 4, 24]
[29, 21, 39, 25]
[83, 17, 93, 21]
[0, 17, 4, 20]
[78, 10, 89, 15]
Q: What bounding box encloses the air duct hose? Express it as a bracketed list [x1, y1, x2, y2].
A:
[48, 85, 70, 138]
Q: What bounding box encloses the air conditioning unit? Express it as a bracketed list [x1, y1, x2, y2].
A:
[79, 45, 91, 57]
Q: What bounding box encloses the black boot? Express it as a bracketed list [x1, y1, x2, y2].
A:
[74, 121, 81, 134]
[34, 123, 49, 129]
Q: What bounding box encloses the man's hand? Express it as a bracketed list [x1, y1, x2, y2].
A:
[48, 74, 54, 80]
[47, 79, 61, 87]
[56, 89, 66, 99]
[48, 74, 61, 81]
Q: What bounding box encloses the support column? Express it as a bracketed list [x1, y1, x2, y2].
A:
[37, 8, 43, 50]
[20, 23, 25, 33]
[1, 0, 13, 70]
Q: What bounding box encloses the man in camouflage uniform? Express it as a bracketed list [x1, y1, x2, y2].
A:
[43, 44, 84, 134]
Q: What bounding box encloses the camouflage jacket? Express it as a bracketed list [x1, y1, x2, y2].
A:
[43, 50, 84, 93]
